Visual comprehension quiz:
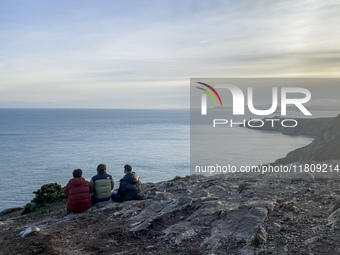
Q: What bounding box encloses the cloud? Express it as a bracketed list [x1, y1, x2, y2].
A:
[0, 0, 339, 108]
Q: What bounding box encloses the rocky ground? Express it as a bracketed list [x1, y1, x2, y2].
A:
[2, 173, 340, 255]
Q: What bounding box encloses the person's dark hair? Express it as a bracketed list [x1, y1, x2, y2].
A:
[97, 164, 107, 172]
[124, 164, 132, 173]
[73, 169, 82, 178]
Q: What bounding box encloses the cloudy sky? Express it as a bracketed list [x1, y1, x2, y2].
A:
[1, 0, 339, 109]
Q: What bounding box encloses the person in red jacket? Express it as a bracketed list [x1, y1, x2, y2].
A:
[64, 169, 91, 214]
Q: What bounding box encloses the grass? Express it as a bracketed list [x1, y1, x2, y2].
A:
[250, 235, 260, 247]
[168, 174, 204, 182]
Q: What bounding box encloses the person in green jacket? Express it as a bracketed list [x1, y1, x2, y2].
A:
[90, 164, 114, 204]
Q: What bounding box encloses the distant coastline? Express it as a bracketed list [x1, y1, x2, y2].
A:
[242, 114, 340, 164]
[241, 116, 334, 137]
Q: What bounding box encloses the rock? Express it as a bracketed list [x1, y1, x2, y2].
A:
[153, 191, 174, 201]
[113, 205, 141, 218]
[162, 223, 197, 244]
[19, 226, 40, 238]
[304, 236, 319, 246]
[281, 213, 293, 222]
[247, 201, 276, 212]
[161, 197, 193, 214]
[191, 189, 210, 198]
[257, 225, 267, 243]
[0, 207, 23, 217]
[272, 223, 282, 233]
[206, 185, 226, 194]
[238, 182, 252, 193]
[327, 208, 340, 228]
[328, 200, 340, 214]
[249, 207, 268, 218]
[312, 225, 327, 233]
[158, 181, 174, 189]
[276, 115, 340, 164]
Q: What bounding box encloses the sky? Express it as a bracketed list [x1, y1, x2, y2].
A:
[0, 0, 340, 109]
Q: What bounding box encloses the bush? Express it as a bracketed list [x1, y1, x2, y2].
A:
[22, 183, 67, 214]
[22, 202, 37, 215]
[250, 235, 260, 247]
[169, 175, 204, 182]
[169, 175, 191, 182]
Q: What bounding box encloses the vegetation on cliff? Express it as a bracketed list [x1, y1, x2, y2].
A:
[22, 183, 66, 214]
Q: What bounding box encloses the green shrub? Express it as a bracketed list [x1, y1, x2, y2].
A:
[169, 175, 204, 182]
[169, 175, 191, 182]
[22, 202, 38, 215]
[250, 235, 260, 247]
[22, 183, 67, 214]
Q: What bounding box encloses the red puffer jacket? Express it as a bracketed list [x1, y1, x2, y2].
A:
[64, 177, 91, 213]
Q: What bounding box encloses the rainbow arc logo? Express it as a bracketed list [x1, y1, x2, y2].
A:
[196, 82, 223, 115]
[196, 82, 223, 106]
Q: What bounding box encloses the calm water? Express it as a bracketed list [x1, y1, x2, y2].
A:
[0, 108, 330, 211]
[0, 109, 189, 211]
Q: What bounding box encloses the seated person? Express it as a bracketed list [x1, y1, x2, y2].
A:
[90, 164, 114, 204]
[64, 169, 91, 214]
[111, 164, 144, 202]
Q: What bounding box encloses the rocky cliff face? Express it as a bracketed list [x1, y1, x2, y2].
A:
[276, 114, 340, 164]
[243, 117, 333, 137]
[2, 174, 340, 255]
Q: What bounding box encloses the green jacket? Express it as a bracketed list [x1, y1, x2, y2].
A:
[90, 170, 114, 199]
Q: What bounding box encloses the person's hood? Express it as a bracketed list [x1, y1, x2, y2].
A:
[69, 177, 87, 186]
[121, 172, 140, 184]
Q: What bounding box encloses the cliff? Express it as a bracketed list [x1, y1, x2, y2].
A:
[243, 117, 333, 137]
[276, 114, 340, 164]
[2, 174, 340, 255]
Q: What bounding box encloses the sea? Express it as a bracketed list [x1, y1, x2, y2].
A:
[0, 108, 337, 212]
